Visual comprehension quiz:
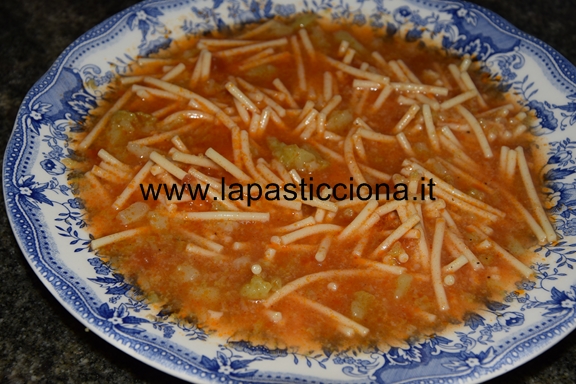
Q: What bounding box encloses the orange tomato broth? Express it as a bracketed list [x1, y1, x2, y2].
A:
[72, 13, 552, 351]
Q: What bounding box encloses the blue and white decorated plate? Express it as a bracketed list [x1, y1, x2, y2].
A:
[4, 0, 576, 382]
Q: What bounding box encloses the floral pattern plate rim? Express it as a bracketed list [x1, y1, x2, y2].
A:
[4, 0, 576, 383]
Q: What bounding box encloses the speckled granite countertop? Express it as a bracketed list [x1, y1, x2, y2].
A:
[1, 0, 575, 382]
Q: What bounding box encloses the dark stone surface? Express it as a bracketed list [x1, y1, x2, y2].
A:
[0, 0, 575, 383]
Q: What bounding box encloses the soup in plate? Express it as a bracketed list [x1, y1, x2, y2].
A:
[69, 13, 556, 351]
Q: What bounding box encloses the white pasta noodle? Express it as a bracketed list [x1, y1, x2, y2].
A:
[265, 269, 386, 308]
[290, 294, 369, 336]
[338, 200, 379, 240]
[352, 134, 367, 162]
[372, 84, 393, 110]
[356, 128, 396, 143]
[373, 215, 420, 255]
[440, 90, 477, 110]
[161, 62, 186, 82]
[171, 135, 190, 153]
[171, 150, 218, 169]
[225, 82, 260, 113]
[445, 231, 483, 270]
[459, 70, 487, 108]
[371, 51, 387, 68]
[91, 227, 148, 249]
[344, 129, 367, 185]
[84, 171, 111, 200]
[390, 82, 448, 96]
[430, 218, 449, 311]
[91, 165, 125, 183]
[455, 105, 493, 158]
[280, 224, 342, 245]
[179, 211, 270, 222]
[132, 84, 182, 100]
[97, 161, 132, 180]
[276, 216, 316, 233]
[515, 147, 557, 243]
[500, 190, 547, 244]
[180, 230, 224, 253]
[239, 51, 290, 71]
[448, 63, 467, 92]
[505, 148, 518, 180]
[416, 94, 440, 110]
[273, 78, 298, 108]
[397, 59, 421, 84]
[189, 50, 207, 87]
[439, 126, 463, 149]
[214, 37, 289, 58]
[290, 35, 307, 92]
[396, 132, 416, 157]
[342, 48, 356, 65]
[422, 104, 440, 152]
[150, 151, 187, 180]
[205, 147, 251, 183]
[299, 197, 338, 212]
[197, 38, 255, 49]
[298, 28, 315, 59]
[438, 134, 480, 171]
[392, 104, 420, 134]
[320, 95, 342, 116]
[112, 161, 154, 210]
[315, 235, 333, 262]
[186, 243, 222, 258]
[78, 90, 134, 151]
[325, 56, 389, 85]
[131, 123, 204, 146]
[468, 226, 533, 277]
[388, 60, 409, 83]
[356, 259, 406, 275]
[442, 255, 468, 274]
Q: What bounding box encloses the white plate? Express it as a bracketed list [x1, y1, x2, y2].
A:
[5, 0, 576, 382]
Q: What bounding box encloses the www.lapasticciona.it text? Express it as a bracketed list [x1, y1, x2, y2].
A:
[139, 177, 436, 206]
